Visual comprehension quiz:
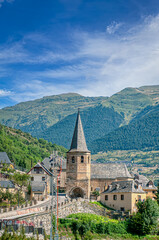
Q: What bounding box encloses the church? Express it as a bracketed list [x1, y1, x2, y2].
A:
[28, 109, 157, 212]
[66, 109, 133, 199]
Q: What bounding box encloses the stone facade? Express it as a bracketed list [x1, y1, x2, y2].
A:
[6, 198, 107, 235]
[100, 180, 147, 213]
[66, 150, 91, 199]
[66, 109, 91, 199]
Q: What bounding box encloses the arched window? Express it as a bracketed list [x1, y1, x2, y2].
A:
[72, 156, 75, 163]
[81, 156, 84, 163]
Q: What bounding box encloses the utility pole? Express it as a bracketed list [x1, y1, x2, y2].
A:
[50, 152, 59, 240]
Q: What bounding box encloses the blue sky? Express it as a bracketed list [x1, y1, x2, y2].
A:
[0, 0, 159, 108]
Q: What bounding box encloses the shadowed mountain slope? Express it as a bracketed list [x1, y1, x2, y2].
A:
[90, 105, 159, 153]
[38, 105, 124, 149]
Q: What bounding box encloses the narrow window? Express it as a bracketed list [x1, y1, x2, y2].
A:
[138, 195, 141, 201]
[113, 195, 117, 200]
[72, 156, 75, 163]
[81, 156, 84, 163]
[121, 195, 124, 200]
[67, 158, 69, 164]
[105, 195, 108, 201]
[88, 156, 89, 163]
[42, 177, 45, 181]
[91, 187, 93, 191]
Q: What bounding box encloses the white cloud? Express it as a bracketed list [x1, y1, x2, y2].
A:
[1, 14, 159, 102]
[0, 89, 12, 97]
[10, 80, 76, 102]
[106, 21, 123, 34]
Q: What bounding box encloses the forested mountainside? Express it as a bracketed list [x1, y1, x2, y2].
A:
[38, 105, 124, 149]
[0, 93, 106, 136]
[101, 85, 159, 124]
[0, 124, 67, 169]
[0, 85, 158, 152]
[90, 105, 159, 153]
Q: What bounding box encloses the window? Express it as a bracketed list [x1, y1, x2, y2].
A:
[88, 156, 89, 163]
[34, 167, 42, 174]
[105, 195, 108, 200]
[91, 187, 93, 191]
[81, 156, 84, 163]
[67, 158, 69, 164]
[31, 177, 34, 181]
[113, 195, 117, 200]
[120, 207, 125, 212]
[42, 177, 45, 181]
[138, 195, 141, 201]
[121, 195, 124, 200]
[72, 156, 75, 163]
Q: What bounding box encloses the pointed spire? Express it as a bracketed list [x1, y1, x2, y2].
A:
[69, 108, 89, 152]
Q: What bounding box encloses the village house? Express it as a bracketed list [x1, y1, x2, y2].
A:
[0, 152, 14, 169]
[27, 162, 52, 200]
[0, 180, 15, 193]
[100, 180, 146, 213]
[133, 174, 157, 199]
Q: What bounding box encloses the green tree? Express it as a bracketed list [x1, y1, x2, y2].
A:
[155, 182, 159, 205]
[11, 172, 30, 190]
[128, 198, 159, 235]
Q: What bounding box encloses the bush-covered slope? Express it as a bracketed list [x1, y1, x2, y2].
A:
[90, 107, 159, 153]
[0, 124, 67, 169]
[39, 105, 124, 149]
[130, 104, 159, 123]
[0, 93, 106, 136]
[101, 87, 157, 124]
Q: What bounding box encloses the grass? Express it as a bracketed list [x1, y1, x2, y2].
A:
[57, 228, 159, 240]
[90, 201, 114, 211]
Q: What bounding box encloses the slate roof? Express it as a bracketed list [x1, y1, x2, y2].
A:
[31, 181, 46, 192]
[28, 162, 53, 175]
[91, 163, 132, 179]
[134, 174, 157, 190]
[42, 155, 66, 171]
[0, 152, 11, 164]
[0, 180, 15, 189]
[69, 109, 90, 152]
[102, 180, 145, 194]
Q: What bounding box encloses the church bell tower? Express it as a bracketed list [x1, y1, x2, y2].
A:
[66, 109, 91, 199]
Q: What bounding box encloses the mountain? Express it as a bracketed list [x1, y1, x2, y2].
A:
[101, 86, 159, 124]
[0, 85, 158, 152]
[90, 105, 159, 153]
[0, 93, 106, 136]
[39, 105, 124, 149]
[0, 124, 67, 170]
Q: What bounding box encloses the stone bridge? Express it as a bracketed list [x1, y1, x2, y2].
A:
[0, 198, 107, 234]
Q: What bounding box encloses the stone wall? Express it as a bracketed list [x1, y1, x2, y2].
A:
[15, 198, 107, 234]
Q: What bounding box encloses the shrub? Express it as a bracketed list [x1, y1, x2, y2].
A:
[128, 198, 159, 235]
